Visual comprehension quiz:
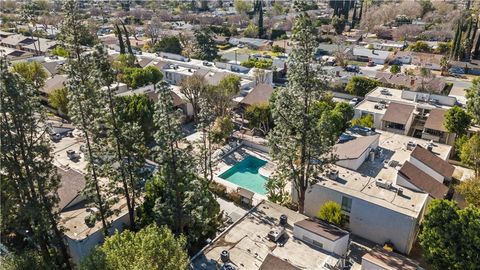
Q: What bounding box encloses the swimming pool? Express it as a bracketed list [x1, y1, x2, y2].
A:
[219, 155, 268, 195]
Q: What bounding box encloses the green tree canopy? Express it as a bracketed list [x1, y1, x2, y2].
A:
[352, 114, 374, 128]
[466, 78, 480, 124]
[115, 94, 156, 142]
[408, 41, 432, 53]
[80, 225, 189, 270]
[345, 76, 379, 97]
[317, 201, 344, 226]
[244, 103, 271, 136]
[193, 28, 218, 61]
[444, 106, 471, 135]
[267, 9, 337, 212]
[331, 15, 346, 34]
[119, 66, 162, 89]
[456, 178, 480, 207]
[419, 199, 480, 270]
[390, 64, 400, 74]
[234, 0, 252, 14]
[460, 134, 480, 177]
[241, 58, 273, 69]
[51, 46, 69, 57]
[11, 61, 48, 89]
[139, 82, 220, 251]
[154, 36, 182, 54]
[48, 87, 69, 116]
[244, 22, 259, 38]
[206, 74, 241, 117]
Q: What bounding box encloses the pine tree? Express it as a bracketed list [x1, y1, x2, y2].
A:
[92, 45, 150, 230]
[60, 0, 114, 236]
[0, 57, 70, 269]
[196, 97, 217, 182]
[267, 9, 337, 213]
[143, 82, 220, 249]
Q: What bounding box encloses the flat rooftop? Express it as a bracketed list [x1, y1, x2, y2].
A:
[364, 87, 453, 110]
[49, 120, 133, 240]
[318, 130, 451, 217]
[191, 201, 339, 270]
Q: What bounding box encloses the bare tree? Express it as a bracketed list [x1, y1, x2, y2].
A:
[146, 16, 162, 45]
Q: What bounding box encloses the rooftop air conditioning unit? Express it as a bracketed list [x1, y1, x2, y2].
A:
[380, 89, 390, 95]
[327, 169, 339, 180]
[376, 179, 392, 189]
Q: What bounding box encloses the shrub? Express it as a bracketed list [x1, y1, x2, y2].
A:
[241, 58, 273, 69]
[272, 45, 286, 53]
[317, 201, 344, 226]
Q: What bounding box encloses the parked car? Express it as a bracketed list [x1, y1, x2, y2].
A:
[345, 65, 360, 73]
[349, 98, 359, 106]
[237, 44, 245, 48]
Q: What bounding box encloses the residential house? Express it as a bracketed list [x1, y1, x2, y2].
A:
[361, 247, 422, 270]
[449, 59, 480, 75]
[300, 130, 452, 254]
[381, 102, 415, 135]
[363, 40, 406, 51]
[393, 51, 413, 64]
[239, 83, 274, 107]
[396, 161, 449, 199]
[332, 134, 380, 170]
[409, 145, 455, 184]
[0, 33, 56, 55]
[354, 87, 457, 145]
[347, 47, 391, 65]
[410, 52, 443, 71]
[421, 109, 454, 145]
[376, 72, 446, 94]
[41, 74, 67, 97]
[228, 37, 271, 50]
[191, 200, 351, 270]
[0, 46, 34, 62]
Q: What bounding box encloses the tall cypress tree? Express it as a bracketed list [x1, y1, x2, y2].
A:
[351, 0, 358, 29]
[1, 57, 70, 269]
[258, 0, 264, 38]
[121, 21, 134, 56]
[115, 23, 125, 54]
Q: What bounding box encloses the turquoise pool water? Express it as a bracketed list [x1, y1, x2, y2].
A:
[219, 156, 268, 195]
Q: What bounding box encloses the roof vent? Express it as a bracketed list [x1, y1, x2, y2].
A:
[327, 169, 339, 180]
[397, 188, 404, 196]
[221, 250, 229, 263]
[376, 179, 392, 189]
[279, 214, 288, 226]
[221, 263, 236, 270]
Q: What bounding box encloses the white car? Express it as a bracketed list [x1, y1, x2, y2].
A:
[349, 98, 359, 106]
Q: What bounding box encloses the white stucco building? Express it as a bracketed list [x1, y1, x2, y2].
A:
[298, 130, 452, 254]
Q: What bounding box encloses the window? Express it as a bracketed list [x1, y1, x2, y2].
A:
[302, 236, 313, 244]
[341, 196, 352, 213]
[312, 240, 324, 249]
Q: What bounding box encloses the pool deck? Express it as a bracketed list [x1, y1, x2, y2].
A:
[213, 146, 274, 204]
